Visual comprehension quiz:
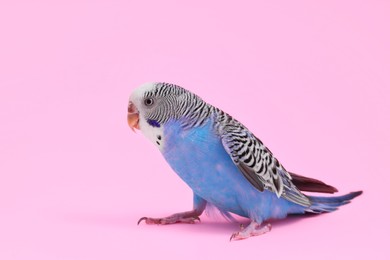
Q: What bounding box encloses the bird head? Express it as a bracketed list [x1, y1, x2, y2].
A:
[127, 82, 193, 149]
[127, 82, 189, 130]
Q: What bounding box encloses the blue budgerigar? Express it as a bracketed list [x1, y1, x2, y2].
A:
[127, 82, 362, 240]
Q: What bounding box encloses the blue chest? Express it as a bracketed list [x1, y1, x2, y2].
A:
[161, 119, 255, 216]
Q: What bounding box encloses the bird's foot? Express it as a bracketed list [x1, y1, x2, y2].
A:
[230, 222, 271, 241]
[138, 211, 201, 225]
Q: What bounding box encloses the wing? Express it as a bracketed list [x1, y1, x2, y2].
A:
[214, 110, 311, 207]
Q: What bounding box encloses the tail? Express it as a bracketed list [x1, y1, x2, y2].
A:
[289, 172, 338, 194]
[306, 191, 363, 213]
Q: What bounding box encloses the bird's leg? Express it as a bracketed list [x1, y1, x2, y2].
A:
[230, 221, 272, 241]
[138, 193, 207, 225]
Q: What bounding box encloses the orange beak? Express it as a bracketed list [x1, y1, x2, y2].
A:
[127, 102, 140, 132]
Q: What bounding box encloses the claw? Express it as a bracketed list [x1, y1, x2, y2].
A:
[137, 217, 163, 225]
[137, 217, 147, 225]
[230, 222, 272, 241]
[230, 223, 245, 241]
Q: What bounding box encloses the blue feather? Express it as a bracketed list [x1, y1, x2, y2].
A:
[307, 191, 363, 213]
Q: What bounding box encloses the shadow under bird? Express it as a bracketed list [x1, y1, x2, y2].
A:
[127, 82, 362, 241]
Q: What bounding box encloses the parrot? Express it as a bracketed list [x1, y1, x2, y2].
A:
[127, 82, 362, 240]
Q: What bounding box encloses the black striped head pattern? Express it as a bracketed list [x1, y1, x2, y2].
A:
[137, 82, 209, 128]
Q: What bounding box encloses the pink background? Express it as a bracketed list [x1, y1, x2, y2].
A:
[1, 0, 389, 259]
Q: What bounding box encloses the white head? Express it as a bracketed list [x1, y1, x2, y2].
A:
[127, 82, 191, 150]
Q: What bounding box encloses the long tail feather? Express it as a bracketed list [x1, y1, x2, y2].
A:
[289, 172, 338, 194]
[306, 191, 363, 213]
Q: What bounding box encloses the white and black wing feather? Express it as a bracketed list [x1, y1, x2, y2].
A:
[213, 109, 311, 207]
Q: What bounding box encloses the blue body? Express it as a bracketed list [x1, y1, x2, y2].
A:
[162, 117, 306, 222]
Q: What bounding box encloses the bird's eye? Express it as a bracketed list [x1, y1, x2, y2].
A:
[144, 98, 154, 106]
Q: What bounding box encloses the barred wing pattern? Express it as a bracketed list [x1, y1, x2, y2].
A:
[141, 83, 311, 207]
[213, 109, 311, 207]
